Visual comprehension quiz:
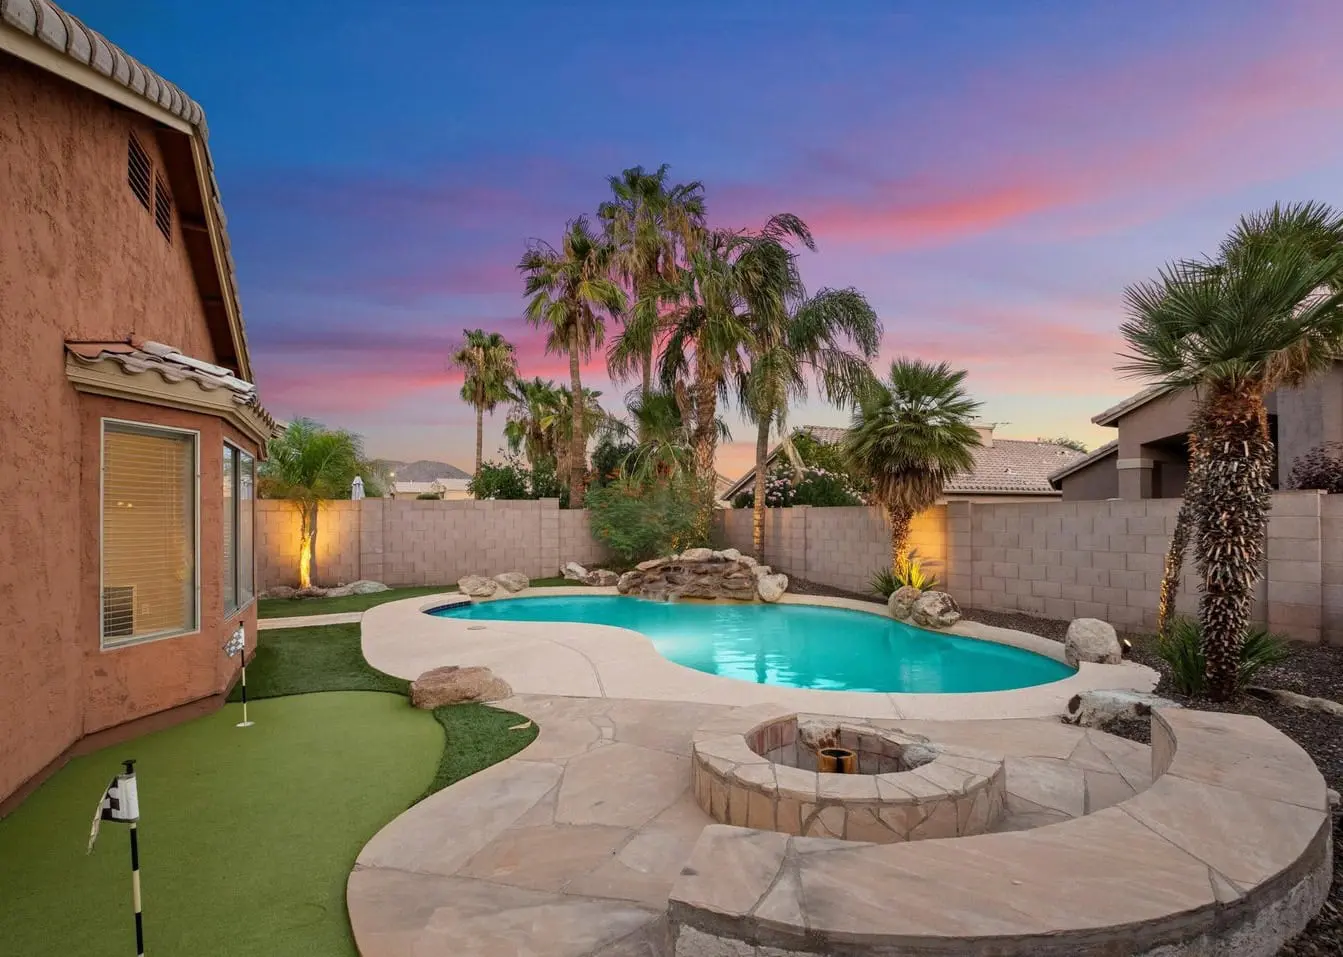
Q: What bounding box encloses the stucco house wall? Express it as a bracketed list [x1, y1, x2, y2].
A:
[0, 55, 261, 806]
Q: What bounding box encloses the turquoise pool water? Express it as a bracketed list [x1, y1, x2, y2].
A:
[429, 596, 1073, 693]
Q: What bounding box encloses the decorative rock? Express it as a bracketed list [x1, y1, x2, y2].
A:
[324, 584, 356, 598]
[617, 570, 643, 594]
[911, 591, 961, 629]
[717, 548, 743, 562]
[1063, 689, 1181, 729]
[347, 580, 389, 595]
[679, 547, 715, 562]
[1064, 618, 1122, 667]
[492, 572, 530, 593]
[265, 585, 298, 599]
[635, 557, 666, 572]
[409, 666, 511, 708]
[888, 585, 921, 621]
[757, 573, 789, 603]
[749, 564, 773, 578]
[1246, 686, 1343, 716]
[583, 569, 619, 587]
[457, 574, 498, 598]
[561, 561, 588, 581]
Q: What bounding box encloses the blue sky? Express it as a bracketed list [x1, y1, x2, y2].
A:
[67, 0, 1343, 474]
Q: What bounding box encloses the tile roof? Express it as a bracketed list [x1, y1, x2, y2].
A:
[724, 425, 1086, 498]
[2, 0, 253, 380]
[1091, 384, 1172, 426]
[1048, 440, 1119, 487]
[65, 339, 276, 435]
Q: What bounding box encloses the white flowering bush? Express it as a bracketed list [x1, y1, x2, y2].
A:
[735, 464, 865, 508]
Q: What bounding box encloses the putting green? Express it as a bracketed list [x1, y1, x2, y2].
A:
[0, 692, 439, 956]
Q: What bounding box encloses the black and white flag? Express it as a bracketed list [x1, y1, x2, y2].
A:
[88, 768, 140, 853]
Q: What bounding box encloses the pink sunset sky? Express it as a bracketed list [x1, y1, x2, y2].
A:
[81, 0, 1343, 478]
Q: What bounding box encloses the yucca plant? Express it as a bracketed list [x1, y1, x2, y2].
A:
[1155, 617, 1292, 697]
[869, 549, 940, 598]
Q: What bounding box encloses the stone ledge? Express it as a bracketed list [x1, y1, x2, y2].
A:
[669, 708, 1332, 956]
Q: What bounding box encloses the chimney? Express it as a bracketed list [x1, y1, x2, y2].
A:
[973, 420, 995, 449]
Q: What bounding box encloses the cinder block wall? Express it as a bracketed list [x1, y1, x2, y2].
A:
[257, 498, 608, 589]
[716, 493, 1338, 643]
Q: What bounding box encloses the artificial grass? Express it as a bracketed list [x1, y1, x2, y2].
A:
[0, 692, 440, 956]
[258, 577, 574, 618]
[7, 623, 539, 955]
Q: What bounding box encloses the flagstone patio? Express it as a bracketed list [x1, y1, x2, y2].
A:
[347, 694, 1156, 956]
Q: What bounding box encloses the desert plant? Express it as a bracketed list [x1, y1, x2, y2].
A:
[585, 477, 704, 564]
[1156, 617, 1293, 696]
[451, 329, 517, 476]
[1287, 441, 1343, 493]
[870, 550, 940, 597]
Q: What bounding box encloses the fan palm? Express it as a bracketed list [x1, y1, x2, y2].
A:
[451, 329, 517, 476]
[504, 377, 561, 470]
[519, 217, 627, 505]
[740, 285, 882, 558]
[656, 214, 815, 529]
[603, 389, 725, 484]
[845, 359, 982, 567]
[258, 419, 368, 589]
[1120, 228, 1343, 700]
[599, 165, 706, 408]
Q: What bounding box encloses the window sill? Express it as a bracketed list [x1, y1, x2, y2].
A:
[224, 597, 257, 620]
[101, 626, 202, 652]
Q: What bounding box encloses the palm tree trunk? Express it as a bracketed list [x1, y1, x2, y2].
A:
[752, 417, 770, 560]
[568, 331, 585, 507]
[1157, 433, 1204, 636]
[1194, 388, 1274, 701]
[474, 405, 484, 476]
[297, 501, 318, 589]
[888, 506, 913, 571]
[692, 355, 719, 538]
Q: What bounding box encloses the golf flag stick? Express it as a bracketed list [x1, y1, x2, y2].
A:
[223, 626, 253, 727]
[89, 759, 143, 956]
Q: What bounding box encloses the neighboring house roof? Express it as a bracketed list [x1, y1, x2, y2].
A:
[385, 460, 472, 481]
[1047, 440, 1119, 488]
[723, 426, 1087, 499]
[394, 479, 470, 496]
[1091, 384, 1172, 427]
[65, 339, 276, 445]
[1, 0, 253, 380]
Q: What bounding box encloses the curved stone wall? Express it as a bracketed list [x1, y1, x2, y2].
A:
[670, 708, 1333, 957]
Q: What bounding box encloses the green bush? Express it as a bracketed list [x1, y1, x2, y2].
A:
[468, 459, 532, 500]
[415, 491, 443, 500]
[1156, 617, 1293, 696]
[585, 478, 704, 565]
[869, 550, 940, 597]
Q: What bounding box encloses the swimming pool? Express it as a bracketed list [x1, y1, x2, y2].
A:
[429, 596, 1073, 694]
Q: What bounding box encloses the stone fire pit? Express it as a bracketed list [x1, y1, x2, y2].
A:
[691, 706, 1005, 842]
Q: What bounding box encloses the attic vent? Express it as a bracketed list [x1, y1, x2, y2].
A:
[127, 134, 152, 210]
[153, 174, 173, 240]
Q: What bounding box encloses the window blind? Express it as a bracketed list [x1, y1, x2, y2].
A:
[102, 424, 197, 645]
[224, 444, 256, 611]
[223, 446, 236, 611]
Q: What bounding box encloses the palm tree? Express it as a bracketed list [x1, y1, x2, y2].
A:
[602, 388, 723, 484]
[1153, 203, 1343, 641]
[844, 359, 982, 567]
[519, 217, 627, 505]
[600, 165, 706, 407]
[656, 214, 815, 529]
[258, 419, 368, 589]
[1120, 224, 1343, 700]
[504, 376, 561, 470]
[550, 385, 610, 486]
[741, 285, 882, 558]
[451, 329, 517, 476]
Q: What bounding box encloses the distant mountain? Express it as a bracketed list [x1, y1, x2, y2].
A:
[380, 459, 471, 481]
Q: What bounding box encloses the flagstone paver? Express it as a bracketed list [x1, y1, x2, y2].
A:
[347, 695, 1175, 956]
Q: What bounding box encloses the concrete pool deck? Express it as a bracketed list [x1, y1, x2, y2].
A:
[359, 587, 1159, 720]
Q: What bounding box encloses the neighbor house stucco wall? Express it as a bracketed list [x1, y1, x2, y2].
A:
[0, 57, 257, 803]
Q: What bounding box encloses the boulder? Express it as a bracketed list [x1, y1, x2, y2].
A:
[584, 569, 620, 587]
[757, 573, 789, 602]
[561, 561, 588, 581]
[410, 666, 512, 709]
[716, 548, 743, 562]
[1064, 618, 1122, 667]
[324, 584, 356, 598]
[636, 557, 666, 572]
[457, 574, 498, 598]
[265, 585, 298, 600]
[737, 555, 759, 568]
[347, 580, 389, 595]
[911, 591, 961, 629]
[617, 571, 643, 594]
[888, 585, 922, 621]
[493, 572, 530, 593]
[750, 564, 773, 578]
[1064, 690, 1181, 729]
[679, 547, 715, 562]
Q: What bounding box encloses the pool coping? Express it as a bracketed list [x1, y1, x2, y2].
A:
[361, 586, 1158, 720]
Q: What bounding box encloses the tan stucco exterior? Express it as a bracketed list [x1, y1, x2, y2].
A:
[0, 55, 261, 806]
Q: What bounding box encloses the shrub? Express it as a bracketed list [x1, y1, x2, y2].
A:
[1287, 442, 1343, 493]
[734, 463, 864, 509]
[1156, 617, 1293, 696]
[415, 491, 443, 500]
[869, 549, 940, 597]
[468, 459, 532, 500]
[585, 478, 703, 564]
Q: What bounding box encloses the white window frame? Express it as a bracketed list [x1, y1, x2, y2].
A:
[223, 439, 256, 615]
[99, 417, 201, 649]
